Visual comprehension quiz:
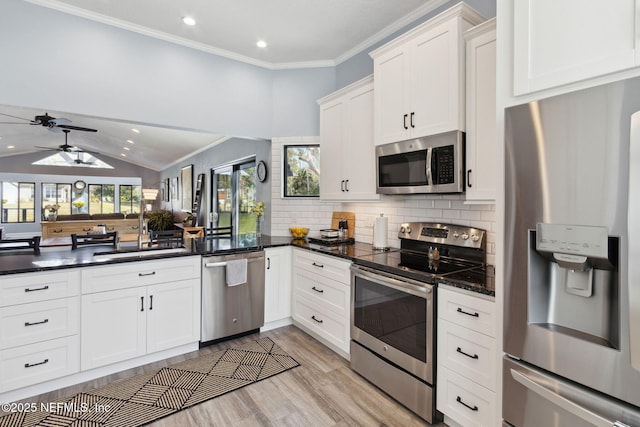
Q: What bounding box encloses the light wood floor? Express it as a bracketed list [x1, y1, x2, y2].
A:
[24, 325, 447, 426]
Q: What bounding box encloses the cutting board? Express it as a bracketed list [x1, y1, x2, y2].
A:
[331, 211, 355, 239]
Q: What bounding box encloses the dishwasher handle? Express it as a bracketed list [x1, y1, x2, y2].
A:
[205, 261, 227, 268]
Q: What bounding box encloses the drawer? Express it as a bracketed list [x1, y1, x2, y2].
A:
[82, 255, 201, 293]
[293, 249, 351, 284]
[0, 297, 79, 350]
[293, 295, 349, 353]
[293, 268, 349, 317]
[436, 367, 496, 427]
[0, 335, 80, 392]
[438, 287, 495, 337]
[437, 319, 496, 390]
[0, 270, 80, 307]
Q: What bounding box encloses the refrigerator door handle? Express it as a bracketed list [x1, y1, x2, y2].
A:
[511, 368, 624, 427]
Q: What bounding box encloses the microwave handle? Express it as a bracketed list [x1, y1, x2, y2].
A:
[426, 147, 433, 185]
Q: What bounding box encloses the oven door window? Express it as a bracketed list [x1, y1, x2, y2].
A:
[353, 276, 427, 362]
[378, 150, 428, 187]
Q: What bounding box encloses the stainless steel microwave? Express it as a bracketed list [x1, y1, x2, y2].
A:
[376, 131, 465, 195]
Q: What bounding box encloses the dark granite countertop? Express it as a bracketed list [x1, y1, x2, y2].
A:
[0, 234, 493, 297]
[0, 234, 378, 276]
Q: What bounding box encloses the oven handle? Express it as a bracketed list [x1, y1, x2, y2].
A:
[350, 265, 433, 297]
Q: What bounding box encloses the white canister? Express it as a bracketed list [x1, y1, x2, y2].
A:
[373, 214, 389, 250]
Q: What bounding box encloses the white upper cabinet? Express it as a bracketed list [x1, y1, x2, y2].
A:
[318, 75, 379, 201]
[465, 18, 497, 204]
[513, 0, 640, 95]
[370, 3, 486, 145]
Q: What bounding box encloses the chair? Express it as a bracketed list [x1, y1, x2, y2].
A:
[71, 232, 118, 250]
[0, 236, 41, 255]
[148, 229, 184, 247]
[205, 226, 232, 238]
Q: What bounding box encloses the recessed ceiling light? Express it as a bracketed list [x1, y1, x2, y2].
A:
[126, 139, 135, 144]
[120, 153, 127, 157]
[123, 146, 130, 151]
[131, 128, 140, 134]
[7, 145, 14, 149]
[182, 16, 196, 26]
[256, 40, 267, 48]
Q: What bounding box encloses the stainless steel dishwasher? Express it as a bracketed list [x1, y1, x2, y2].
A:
[201, 251, 265, 344]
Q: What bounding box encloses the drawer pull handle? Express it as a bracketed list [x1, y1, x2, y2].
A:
[140, 296, 144, 312]
[312, 286, 324, 293]
[456, 396, 478, 412]
[131, 225, 139, 230]
[24, 285, 49, 293]
[25, 359, 49, 368]
[456, 347, 479, 360]
[82, 227, 92, 232]
[312, 262, 324, 268]
[311, 315, 323, 323]
[149, 295, 153, 310]
[138, 272, 156, 277]
[52, 229, 63, 233]
[25, 319, 49, 327]
[457, 307, 479, 318]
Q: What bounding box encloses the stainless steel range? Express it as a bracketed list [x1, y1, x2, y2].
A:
[350, 222, 486, 423]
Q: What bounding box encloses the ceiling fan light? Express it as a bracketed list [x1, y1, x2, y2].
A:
[256, 40, 267, 48]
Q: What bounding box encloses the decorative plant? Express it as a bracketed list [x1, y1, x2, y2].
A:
[72, 201, 85, 209]
[44, 203, 61, 213]
[146, 209, 175, 231]
[250, 201, 265, 219]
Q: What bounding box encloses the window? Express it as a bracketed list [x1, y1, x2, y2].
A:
[41, 183, 72, 217]
[89, 184, 115, 214]
[119, 185, 141, 214]
[2, 182, 35, 223]
[211, 159, 257, 235]
[283, 145, 320, 197]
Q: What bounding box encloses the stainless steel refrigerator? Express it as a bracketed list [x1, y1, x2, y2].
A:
[504, 77, 640, 426]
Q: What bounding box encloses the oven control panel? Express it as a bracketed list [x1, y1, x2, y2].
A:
[398, 222, 485, 249]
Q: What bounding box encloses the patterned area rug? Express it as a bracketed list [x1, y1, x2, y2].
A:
[0, 337, 299, 427]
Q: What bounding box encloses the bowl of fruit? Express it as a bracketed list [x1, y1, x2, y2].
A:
[289, 226, 309, 239]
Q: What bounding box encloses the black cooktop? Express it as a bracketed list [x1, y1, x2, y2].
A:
[353, 249, 483, 284]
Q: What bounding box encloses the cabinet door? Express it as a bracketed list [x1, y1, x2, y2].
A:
[465, 23, 497, 203]
[147, 279, 200, 354]
[81, 287, 146, 370]
[374, 46, 410, 145]
[411, 19, 463, 137]
[344, 83, 379, 200]
[264, 247, 292, 324]
[513, 0, 638, 95]
[319, 98, 346, 200]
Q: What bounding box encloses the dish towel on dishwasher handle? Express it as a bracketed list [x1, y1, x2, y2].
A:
[226, 258, 247, 286]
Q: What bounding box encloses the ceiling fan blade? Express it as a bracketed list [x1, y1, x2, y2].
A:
[0, 112, 34, 122]
[34, 145, 59, 151]
[56, 124, 98, 132]
[0, 121, 33, 124]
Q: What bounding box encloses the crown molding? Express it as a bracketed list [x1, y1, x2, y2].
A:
[26, 0, 464, 71]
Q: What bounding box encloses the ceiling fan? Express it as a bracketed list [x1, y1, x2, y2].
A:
[35, 129, 100, 159]
[0, 111, 98, 132]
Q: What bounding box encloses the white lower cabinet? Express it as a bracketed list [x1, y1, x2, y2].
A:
[291, 249, 351, 357]
[0, 269, 80, 393]
[263, 246, 292, 327]
[437, 286, 496, 427]
[81, 257, 201, 370]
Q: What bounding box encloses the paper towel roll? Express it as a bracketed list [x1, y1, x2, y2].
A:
[373, 214, 388, 249]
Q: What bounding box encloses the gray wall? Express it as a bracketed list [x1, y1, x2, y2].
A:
[0, 0, 332, 139]
[158, 138, 272, 233]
